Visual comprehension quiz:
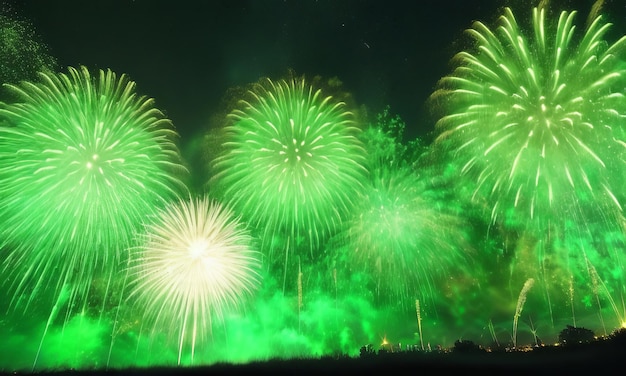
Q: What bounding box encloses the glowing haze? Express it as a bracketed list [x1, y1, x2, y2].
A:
[1, 3, 625, 372]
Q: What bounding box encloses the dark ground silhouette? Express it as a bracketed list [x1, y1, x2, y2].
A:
[7, 328, 625, 376]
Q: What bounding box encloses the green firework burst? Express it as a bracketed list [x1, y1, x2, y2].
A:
[126, 196, 262, 365]
[0, 65, 188, 312]
[339, 162, 471, 304]
[210, 75, 367, 258]
[430, 6, 626, 232]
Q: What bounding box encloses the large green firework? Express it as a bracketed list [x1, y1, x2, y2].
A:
[430, 6, 626, 233]
[429, 5, 626, 331]
[210, 75, 367, 261]
[0, 65, 188, 313]
[126, 196, 261, 365]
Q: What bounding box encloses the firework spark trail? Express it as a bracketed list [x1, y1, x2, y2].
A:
[0, 65, 188, 315]
[32, 284, 70, 372]
[513, 278, 535, 348]
[298, 259, 303, 333]
[416, 299, 424, 351]
[126, 196, 262, 365]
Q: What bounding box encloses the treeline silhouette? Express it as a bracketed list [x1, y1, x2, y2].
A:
[8, 327, 625, 376]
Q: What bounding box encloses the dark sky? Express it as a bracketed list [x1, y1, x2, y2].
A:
[3, 0, 622, 146]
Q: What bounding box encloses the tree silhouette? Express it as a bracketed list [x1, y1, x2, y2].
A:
[558, 325, 595, 345]
[453, 339, 485, 353]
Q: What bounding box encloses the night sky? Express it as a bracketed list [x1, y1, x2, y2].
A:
[1, 0, 498, 142]
[3, 0, 625, 147]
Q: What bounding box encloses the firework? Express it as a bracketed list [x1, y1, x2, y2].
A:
[339, 163, 470, 304]
[0, 10, 57, 89]
[330, 107, 471, 305]
[428, 5, 626, 335]
[210, 74, 367, 259]
[513, 278, 535, 348]
[430, 6, 626, 232]
[0, 65, 188, 312]
[126, 196, 262, 365]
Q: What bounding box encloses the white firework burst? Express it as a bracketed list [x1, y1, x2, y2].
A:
[126, 196, 262, 365]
